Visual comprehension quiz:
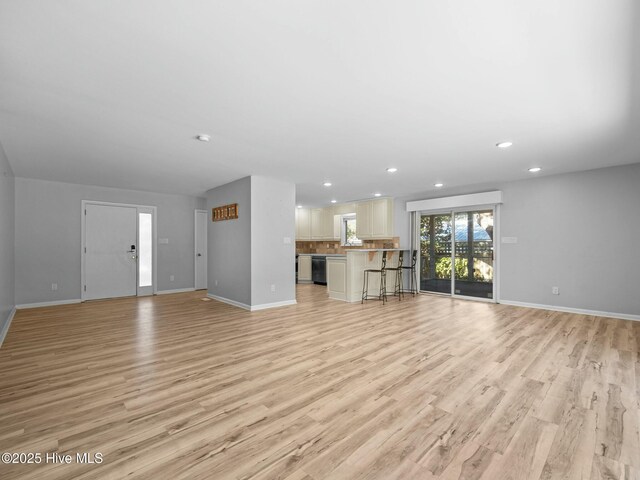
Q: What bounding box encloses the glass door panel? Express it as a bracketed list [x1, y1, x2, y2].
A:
[419, 214, 453, 294]
[138, 212, 153, 288]
[136, 208, 154, 296]
[452, 210, 494, 298]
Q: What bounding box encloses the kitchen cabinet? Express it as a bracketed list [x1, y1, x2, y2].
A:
[356, 198, 394, 239]
[355, 201, 372, 238]
[295, 208, 311, 240]
[298, 255, 312, 282]
[310, 208, 323, 239]
[333, 214, 342, 240]
[296, 199, 391, 242]
[327, 256, 347, 300]
[310, 207, 336, 240]
[332, 203, 356, 216]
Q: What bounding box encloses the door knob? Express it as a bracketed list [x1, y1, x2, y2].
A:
[197, 253, 202, 257]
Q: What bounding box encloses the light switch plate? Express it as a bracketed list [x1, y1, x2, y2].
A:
[283, 237, 291, 244]
[159, 238, 169, 244]
[502, 237, 518, 244]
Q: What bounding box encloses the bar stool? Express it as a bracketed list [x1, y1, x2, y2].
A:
[400, 250, 418, 296]
[362, 251, 388, 304]
[384, 250, 404, 300]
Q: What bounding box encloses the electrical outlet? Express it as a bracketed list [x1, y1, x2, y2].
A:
[51, 283, 58, 291]
[271, 284, 276, 292]
[170, 275, 175, 282]
[552, 286, 559, 295]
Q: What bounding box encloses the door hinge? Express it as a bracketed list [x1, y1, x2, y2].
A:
[84, 209, 87, 215]
[84, 247, 86, 253]
[84, 285, 86, 292]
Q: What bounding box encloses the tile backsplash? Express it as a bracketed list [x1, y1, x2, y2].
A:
[296, 237, 400, 254]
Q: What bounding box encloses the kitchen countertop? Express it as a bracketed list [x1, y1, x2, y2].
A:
[346, 249, 403, 252]
[297, 253, 346, 257]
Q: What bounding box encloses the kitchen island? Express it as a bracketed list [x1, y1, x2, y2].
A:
[327, 249, 403, 302]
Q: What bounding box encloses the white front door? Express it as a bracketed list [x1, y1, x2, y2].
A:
[195, 210, 208, 290]
[84, 204, 138, 300]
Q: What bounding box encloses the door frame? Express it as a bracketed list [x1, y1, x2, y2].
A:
[81, 200, 158, 301]
[194, 209, 208, 290]
[415, 203, 499, 303]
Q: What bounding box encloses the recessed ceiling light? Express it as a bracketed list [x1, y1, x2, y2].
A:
[196, 134, 211, 142]
[373, 193, 382, 197]
[386, 167, 398, 173]
[528, 167, 542, 173]
[434, 183, 444, 188]
[297, 205, 303, 209]
[496, 141, 513, 148]
[330, 200, 337, 204]
[323, 182, 332, 187]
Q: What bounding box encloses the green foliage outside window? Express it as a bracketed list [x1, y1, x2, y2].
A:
[435, 257, 486, 282]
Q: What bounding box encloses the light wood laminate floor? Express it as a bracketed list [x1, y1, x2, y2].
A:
[1, 285, 639, 479]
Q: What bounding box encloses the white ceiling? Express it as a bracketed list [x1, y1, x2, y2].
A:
[1, 1, 639, 206]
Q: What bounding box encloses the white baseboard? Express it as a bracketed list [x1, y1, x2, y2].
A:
[16, 299, 82, 309]
[0, 307, 16, 348]
[250, 300, 297, 311]
[207, 294, 297, 312]
[499, 300, 640, 322]
[156, 288, 196, 295]
[207, 294, 252, 310]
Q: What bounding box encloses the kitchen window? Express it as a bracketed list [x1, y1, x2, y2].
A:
[342, 215, 362, 246]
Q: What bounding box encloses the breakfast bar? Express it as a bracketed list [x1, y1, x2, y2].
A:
[327, 249, 403, 302]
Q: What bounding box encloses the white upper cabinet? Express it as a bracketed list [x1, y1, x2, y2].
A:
[295, 208, 311, 240]
[296, 199, 392, 241]
[321, 208, 335, 239]
[333, 214, 342, 240]
[356, 198, 394, 239]
[310, 208, 324, 239]
[355, 201, 372, 239]
[332, 203, 356, 216]
[310, 207, 335, 240]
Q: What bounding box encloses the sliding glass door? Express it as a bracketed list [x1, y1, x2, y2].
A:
[419, 209, 495, 300]
[452, 210, 494, 298]
[419, 214, 453, 294]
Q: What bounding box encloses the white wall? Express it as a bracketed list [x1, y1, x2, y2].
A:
[0, 144, 15, 337]
[395, 163, 640, 317]
[206, 176, 296, 309]
[251, 176, 296, 306]
[14, 178, 205, 305]
[206, 176, 252, 306]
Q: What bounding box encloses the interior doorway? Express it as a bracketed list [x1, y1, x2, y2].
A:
[81, 201, 156, 301]
[194, 210, 208, 290]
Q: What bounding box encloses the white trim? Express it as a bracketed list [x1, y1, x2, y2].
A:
[0, 307, 17, 348]
[499, 300, 640, 322]
[16, 299, 82, 309]
[207, 294, 252, 310]
[156, 288, 196, 295]
[406, 191, 503, 212]
[249, 300, 297, 311]
[207, 294, 297, 311]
